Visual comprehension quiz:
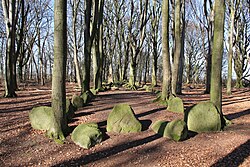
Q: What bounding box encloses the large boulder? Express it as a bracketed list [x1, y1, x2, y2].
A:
[71, 123, 102, 149]
[167, 97, 184, 113]
[107, 104, 142, 133]
[186, 101, 221, 133]
[151, 120, 168, 136]
[29, 106, 54, 130]
[71, 94, 84, 108]
[151, 119, 188, 141]
[80, 91, 94, 104]
[164, 119, 188, 141]
[66, 99, 77, 122]
[90, 89, 98, 95]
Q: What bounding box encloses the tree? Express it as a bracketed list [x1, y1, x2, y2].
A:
[161, 0, 171, 100]
[93, 0, 104, 90]
[49, 0, 68, 142]
[226, 0, 239, 94]
[150, 0, 161, 87]
[171, 0, 182, 95]
[128, 0, 149, 88]
[2, 0, 17, 97]
[210, 0, 225, 114]
[176, 0, 186, 94]
[232, 0, 249, 88]
[71, 0, 82, 88]
[82, 0, 98, 93]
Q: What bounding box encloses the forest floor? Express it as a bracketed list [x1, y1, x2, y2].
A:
[0, 83, 250, 167]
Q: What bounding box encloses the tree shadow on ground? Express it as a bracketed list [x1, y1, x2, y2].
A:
[53, 134, 161, 166]
[225, 109, 250, 120]
[211, 139, 250, 167]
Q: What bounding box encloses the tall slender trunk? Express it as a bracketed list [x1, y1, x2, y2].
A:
[50, 0, 67, 142]
[176, 0, 185, 94]
[72, 0, 82, 88]
[210, 0, 225, 115]
[226, 0, 235, 95]
[172, 0, 181, 96]
[161, 0, 171, 100]
[2, 0, 17, 97]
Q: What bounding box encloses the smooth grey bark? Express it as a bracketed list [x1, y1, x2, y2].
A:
[161, 0, 172, 100]
[50, 0, 67, 142]
[210, 0, 225, 115]
[82, 0, 98, 92]
[176, 0, 185, 95]
[72, 0, 82, 88]
[171, 0, 181, 96]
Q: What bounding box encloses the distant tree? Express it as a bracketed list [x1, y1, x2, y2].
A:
[82, 0, 98, 93]
[150, 0, 161, 87]
[128, 0, 149, 88]
[226, 0, 240, 94]
[71, 0, 82, 88]
[93, 0, 104, 90]
[161, 0, 172, 100]
[49, 0, 67, 142]
[232, 0, 249, 88]
[210, 0, 225, 114]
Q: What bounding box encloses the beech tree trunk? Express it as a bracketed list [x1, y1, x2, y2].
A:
[210, 0, 225, 115]
[50, 0, 68, 142]
[172, 0, 181, 96]
[226, 0, 235, 95]
[161, 0, 171, 100]
[2, 0, 17, 97]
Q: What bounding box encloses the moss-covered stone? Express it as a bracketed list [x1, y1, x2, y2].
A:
[186, 101, 221, 133]
[66, 99, 77, 121]
[151, 120, 169, 136]
[164, 119, 188, 141]
[90, 89, 98, 95]
[107, 104, 142, 133]
[167, 97, 184, 113]
[71, 123, 102, 149]
[111, 86, 119, 90]
[71, 94, 84, 108]
[80, 91, 94, 104]
[29, 106, 54, 130]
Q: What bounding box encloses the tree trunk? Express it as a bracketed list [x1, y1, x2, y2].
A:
[50, 0, 68, 142]
[226, 0, 234, 95]
[2, 0, 17, 97]
[171, 0, 181, 96]
[204, 0, 214, 94]
[93, 0, 104, 89]
[161, 0, 171, 100]
[72, 0, 82, 88]
[210, 0, 225, 115]
[176, 0, 185, 95]
[82, 1, 92, 92]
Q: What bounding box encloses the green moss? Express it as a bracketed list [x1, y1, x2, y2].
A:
[151, 120, 169, 136]
[29, 106, 54, 130]
[90, 89, 98, 95]
[167, 97, 184, 113]
[29, 106, 66, 144]
[107, 104, 142, 133]
[186, 101, 221, 133]
[164, 119, 188, 141]
[80, 91, 94, 104]
[71, 94, 84, 108]
[71, 123, 102, 149]
[66, 99, 77, 122]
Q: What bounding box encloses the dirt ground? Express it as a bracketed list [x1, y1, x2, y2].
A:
[0, 83, 249, 167]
